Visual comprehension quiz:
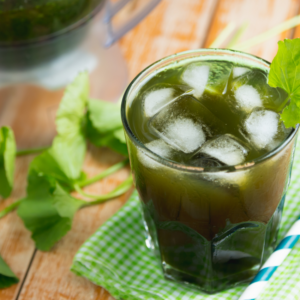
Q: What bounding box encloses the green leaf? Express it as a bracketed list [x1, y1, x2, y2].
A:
[18, 169, 85, 251]
[280, 101, 300, 128]
[29, 151, 73, 188]
[88, 99, 123, 132]
[52, 72, 89, 179]
[268, 38, 300, 127]
[87, 99, 128, 156]
[30, 72, 89, 186]
[113, 127, 126, 144]
[0, 127, 16, 199]
[0, 255, 19, 289]
[87, 127, 128, 156]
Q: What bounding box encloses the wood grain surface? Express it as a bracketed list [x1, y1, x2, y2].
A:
[204, 0, 300, 61]
[0, 86, 63, 149]
[1, 0, 300, 299]
[119, 0, 219, 80]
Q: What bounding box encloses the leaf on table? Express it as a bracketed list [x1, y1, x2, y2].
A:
[268, 38, 300, 128]
[0, 127, 16, 199]
[88, 99, 123, 132]
[18, 169, 85, 251]
[30, 72, 89, 187]
[0, 254, 19, 289]
[86, 99, 128, 156]
[87, 125, 128, 156]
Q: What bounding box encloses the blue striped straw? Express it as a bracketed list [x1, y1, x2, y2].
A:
[239, 217, 300, 300]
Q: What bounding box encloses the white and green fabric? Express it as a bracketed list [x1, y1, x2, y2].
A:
[72, 141, 300, 300]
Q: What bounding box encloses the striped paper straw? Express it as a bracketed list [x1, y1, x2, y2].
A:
[239, 217, 300, 300]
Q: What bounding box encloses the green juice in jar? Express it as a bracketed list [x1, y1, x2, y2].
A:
[124, 52, 297, 293]
[0, 0, 101, 43]
[0, 0, 104, 69]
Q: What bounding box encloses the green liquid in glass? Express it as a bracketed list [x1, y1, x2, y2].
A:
[126, 57, 296, 293]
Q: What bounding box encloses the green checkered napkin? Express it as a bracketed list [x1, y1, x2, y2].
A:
[71, 140, 300, 300]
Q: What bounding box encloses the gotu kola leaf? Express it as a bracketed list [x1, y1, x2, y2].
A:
[30, 72, 89, 187]
[18, 168, 85, 251]
[86, 99, 128, 156]
[268, 38, 300, 128]
[0, 127, 16, 199]
[0, 254, 19, 289]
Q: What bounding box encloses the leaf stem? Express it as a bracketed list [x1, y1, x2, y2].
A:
[0, 199, 24, 219]
[0, 160, 130, 219]
[17, 147, 49, 156]
[74, 185, 94, 198]
[81, 175, 133, 206]
[209, 22, 236, 48]
[78, 159, 129, 188]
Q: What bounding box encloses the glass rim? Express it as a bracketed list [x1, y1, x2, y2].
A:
[121, 48, 299, 173]
[0, 0, 105, 48]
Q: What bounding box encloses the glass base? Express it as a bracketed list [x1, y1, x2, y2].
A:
[141, 195, 286, 294]
[162, 261, 256, 294]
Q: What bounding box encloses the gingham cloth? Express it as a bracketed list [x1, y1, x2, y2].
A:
[71, 140, 300, 300]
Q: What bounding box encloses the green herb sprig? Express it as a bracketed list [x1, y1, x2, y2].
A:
[268, 38, 300, 128]
[0, 72, 131, 286]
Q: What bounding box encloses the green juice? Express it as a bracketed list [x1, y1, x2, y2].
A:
[123, 52, 297, 293]
[0, 0, 104, 69]
[0, 0, 101, 43]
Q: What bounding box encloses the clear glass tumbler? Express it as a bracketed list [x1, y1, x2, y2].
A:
[121, 49, 299, 293]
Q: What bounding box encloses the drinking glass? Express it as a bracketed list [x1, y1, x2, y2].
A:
[121, 49, 299, 293]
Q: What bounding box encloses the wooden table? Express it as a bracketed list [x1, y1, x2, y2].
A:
[1, 0, 300, 299]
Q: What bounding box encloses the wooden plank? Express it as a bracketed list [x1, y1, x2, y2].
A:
[119, 0, 219, 80]
[17, 146, 131, 300]
[0, 85, 63, 149]
[0, 155, 36, 300]
[204, 0, 300, 62]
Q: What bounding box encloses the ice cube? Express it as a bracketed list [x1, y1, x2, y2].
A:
[146, 139, 173, 158]
[181, 64, 209, 98]
[244, 109, 288, 150]
[138, 139, 173, 169]
[205, 61, 233, 95]
[143, 88, 175, 117]
[182, 61, 232, 97]
[230, 69, 288, 112]
[234, 85, 262, 112]
[192, 134, 247, 166]
[232, 67, 250, 78]
[150, 94, 228, 153]
[162, 118, 205, 153]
